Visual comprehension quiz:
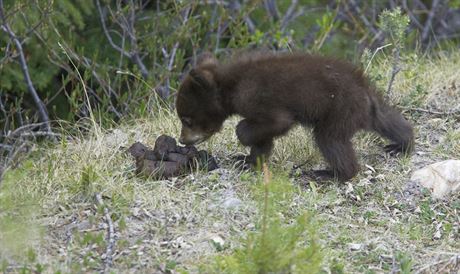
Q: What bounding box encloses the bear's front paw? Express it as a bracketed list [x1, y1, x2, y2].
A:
[230, 154, 254, 170]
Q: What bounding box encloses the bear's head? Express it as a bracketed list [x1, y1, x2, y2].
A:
[176, 55, 226, 145]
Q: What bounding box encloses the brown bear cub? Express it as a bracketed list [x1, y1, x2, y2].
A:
[176, 52, 414, 182]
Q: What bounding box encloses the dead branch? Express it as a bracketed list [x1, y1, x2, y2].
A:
[0, 0, 52, 134]
[281, 0, 305, 32]
[0, 139, 28, 186]
[0, 95, 7, 123]
[421, 0, 440, 44]
[157, 4, 190, 98]
[347, 0, 379, 36]
[17, 131, 61, 138]
[0, 143, 13, 151]
[2, 122, 47, 138]
[19, 1, 53, 39]
[95, 0, 130, 59]
[160, 42, 180, 98]
[402, 0, 423, 29]
[55, 41, 123, 119]
[95, 193, 116, 273]
[264, 0, 280, 21]
[0, 40, 11, 64]
[32, 21, 123, 119]
[416, 254, 460, 273]
[404, 107, 460, 118]
[95, 0, 149, 80]
[1, 124, 59, 177]
[126, 0, 148, 80]
[228, 0, 255, 34]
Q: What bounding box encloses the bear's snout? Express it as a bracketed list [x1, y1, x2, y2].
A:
[179, 127, 209, 145]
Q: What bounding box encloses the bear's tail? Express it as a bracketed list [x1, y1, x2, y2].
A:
[370, 95, 414, 154]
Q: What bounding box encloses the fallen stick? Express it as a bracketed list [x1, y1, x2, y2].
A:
[95, 193, 116, 273]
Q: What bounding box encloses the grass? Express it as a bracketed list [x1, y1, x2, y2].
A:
[1, 51, 460, 273]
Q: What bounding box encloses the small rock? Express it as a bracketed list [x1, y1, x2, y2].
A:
[345, 183, 354, 195]
[132, 207, 140, 217]
[348, 243, 363, 251]
[433, 228, 442, 240]
[433, 222, 443, 240]
[374, 174, 385, 181]
[211, 235, 225, 247]
[410, 160, 460, 199]
[222, 197, 243, 209]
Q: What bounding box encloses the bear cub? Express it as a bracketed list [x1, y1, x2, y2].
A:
[176, 52, 414, 182]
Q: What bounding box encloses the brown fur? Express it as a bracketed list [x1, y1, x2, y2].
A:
[176, 52, 414, 181]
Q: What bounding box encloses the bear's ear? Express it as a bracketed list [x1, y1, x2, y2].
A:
[196, 51, 218, 67]
[189, 69, 215, 90]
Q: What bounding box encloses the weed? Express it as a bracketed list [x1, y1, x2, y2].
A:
[202, 167, 323, 274]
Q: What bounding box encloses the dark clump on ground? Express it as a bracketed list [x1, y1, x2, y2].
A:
[128, 135, 218, 179]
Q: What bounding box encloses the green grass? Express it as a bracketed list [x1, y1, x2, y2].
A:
[1, 51, 460, 273]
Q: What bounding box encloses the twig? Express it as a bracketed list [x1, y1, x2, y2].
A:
[0, 40, 11, 64]
[0, 144, 13, 151]
[54, 40, 122, 119]
[390, 253, 398, 274]
[203, 2, 219, 50]
[215, 18, 222, 52]
[364, 43, 392, 73]
[348, 0, 379, 36]
[416, 254, 460, 273]
[386, 47, 401, 100]
[95, 193, 115, 273]
[161, 42, 180, 98]
[403, 107, 460, 117]
[126, 0, 148, 79]
[19, 1, 53, 39]
[3, 122, 45, 138]
[281, 0, 304, 31]
[0, 122, 55, 184]
[402, 0, 423, 29]
[0, 94, 7, 122]
[35, 21, 122, 118]
[0, 0, 52, 134]
[0, 140, 28, 186]
[95, 0, 130, 59]
[421, 0, 440, 43]
[228, 1, 255, 34]
[264, 0, 279, 21]
[18, 131, 61, 138]
[95, 0, 149, 79]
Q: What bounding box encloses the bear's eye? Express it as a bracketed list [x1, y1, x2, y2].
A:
[181, 117, 192, 127]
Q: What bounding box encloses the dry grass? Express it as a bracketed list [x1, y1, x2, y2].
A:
[1, 51, 460, 273]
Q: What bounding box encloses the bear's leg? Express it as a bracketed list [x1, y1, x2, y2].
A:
[236, 115, 294, 166]
[313, 131, 359, 182]
[247, 139, 274, 166]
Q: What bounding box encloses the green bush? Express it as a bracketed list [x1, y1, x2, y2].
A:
[201, 168, 323, 274]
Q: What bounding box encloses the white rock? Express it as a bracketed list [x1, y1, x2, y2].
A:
[210, 235, 225, 247]
[222, 197, 242, 209]
[348, 243, 363, 251]
[410, 160, 460, 199]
